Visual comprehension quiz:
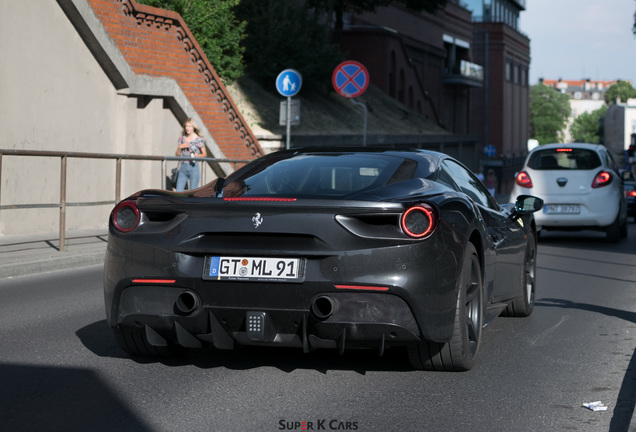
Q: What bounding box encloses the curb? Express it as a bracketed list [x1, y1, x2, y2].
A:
[0, 250, 106, 279]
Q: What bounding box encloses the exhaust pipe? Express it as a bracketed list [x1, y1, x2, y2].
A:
[311, 295, 336, 320]
[175, 291, 200, 315]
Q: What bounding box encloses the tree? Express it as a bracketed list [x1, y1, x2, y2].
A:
[530, 84, 571, 144]
[306, 0, 449, 41]
[604, 80, 636, 104]
[570, 105, 607, 144]
[137, 0, 246, 82]
[236, 0, 344, 93]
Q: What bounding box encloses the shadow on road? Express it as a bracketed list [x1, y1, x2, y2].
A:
[537, 226, 636, 255]
[0, 363, 153, 432]
[76, 319, 414, 375]
[536, 298, 636, 432]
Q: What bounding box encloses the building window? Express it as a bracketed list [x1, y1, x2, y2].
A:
[592, 92, 600, 100]
[574, 92, 582, 100]
[521, 68, 527, 87]
[513, 64, 519, 84]
[505, 62, 511, 81]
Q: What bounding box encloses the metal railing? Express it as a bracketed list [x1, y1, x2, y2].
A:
[0, 149, 251, 251]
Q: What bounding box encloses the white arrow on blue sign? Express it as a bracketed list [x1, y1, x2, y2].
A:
[484, 145, 496, 157]
[276, 69, 302, 97]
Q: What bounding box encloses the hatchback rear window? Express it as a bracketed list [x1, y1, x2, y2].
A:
[527, 148, 601, 170]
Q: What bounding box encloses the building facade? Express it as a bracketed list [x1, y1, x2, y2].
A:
[340, 0, 530, 196]
[605, 99, 636, 163]
[341, 2, 484, 137]
[540, 78, 618, 143]
[466, 0, 530, 195]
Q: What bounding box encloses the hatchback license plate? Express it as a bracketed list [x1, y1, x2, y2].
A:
[203, 256, 304, 282]
[544, 204, 580, 214]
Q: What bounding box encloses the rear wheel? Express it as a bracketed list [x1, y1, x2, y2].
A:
[620, 216, 628, 238]
[502, 230, 536, 317]
[113, 326, 183, 357]
[408, 243, 483, 371]
[606, 214, 621, 242]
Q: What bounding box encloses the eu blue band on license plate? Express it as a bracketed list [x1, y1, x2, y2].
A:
[203, 256, 305, 282]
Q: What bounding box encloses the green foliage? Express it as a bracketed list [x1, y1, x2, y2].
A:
[137, 0, 246, 82]
[570, 105, 607, 144]
[236, 0, 344, 93]
[604, 81, 636, 104]
[530, 84, 571, 144]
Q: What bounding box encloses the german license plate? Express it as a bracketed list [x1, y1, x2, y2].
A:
[544, 204, 580, 214]
[203, 256, 305, 282]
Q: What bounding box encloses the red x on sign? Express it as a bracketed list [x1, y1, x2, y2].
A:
[332, 61, 369, 98]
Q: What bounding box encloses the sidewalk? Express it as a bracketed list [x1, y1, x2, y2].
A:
[0, 229, 108, 279]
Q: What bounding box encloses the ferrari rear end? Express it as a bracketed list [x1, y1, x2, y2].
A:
[104, 193, 464, 357]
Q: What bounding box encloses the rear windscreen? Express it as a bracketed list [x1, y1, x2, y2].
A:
[527, 148, 601, 170]
[221, 153, 421, 198]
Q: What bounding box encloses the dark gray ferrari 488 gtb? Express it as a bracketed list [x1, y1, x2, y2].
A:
[104, 147, 542, 371]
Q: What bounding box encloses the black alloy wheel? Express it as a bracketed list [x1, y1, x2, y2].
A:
[502, 230, 536, 317]
[408, 243, 483, 371]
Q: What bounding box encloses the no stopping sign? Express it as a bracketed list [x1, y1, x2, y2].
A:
[332, 61, 369, 98]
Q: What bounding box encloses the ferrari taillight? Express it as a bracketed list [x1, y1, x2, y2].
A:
[401, 204, 437, 239]
[112, 200, 140, 232]
[591, 171, 612, 188]
[515, 171, 533, 188]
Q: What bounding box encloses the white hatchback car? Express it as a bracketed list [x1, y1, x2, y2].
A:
[510, 143, 628, 242]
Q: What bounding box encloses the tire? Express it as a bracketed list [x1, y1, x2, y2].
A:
[502, 230, 536, 317]
[408, 243, 483, 371]
[606, 214, 621, 242]
[113, 326, 182, 357]
[620, 217, 628, 238]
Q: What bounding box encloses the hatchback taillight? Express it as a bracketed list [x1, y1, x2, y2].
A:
[112, 200, 140, 232]
[591, 171, 612, 188]
[401, 204, 437, 239]
[515, 171, 533, 188]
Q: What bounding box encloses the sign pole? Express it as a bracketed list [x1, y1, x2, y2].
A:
[350, 99, 368, 146]
[332, 61, 370, 146]
[275, 69, 302, 150]
[286, 96, 291, 150]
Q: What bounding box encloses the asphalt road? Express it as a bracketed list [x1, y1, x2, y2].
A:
[1, 227, 635, 432]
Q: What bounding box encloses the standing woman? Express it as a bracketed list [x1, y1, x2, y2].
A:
[175, 118, 207, 191]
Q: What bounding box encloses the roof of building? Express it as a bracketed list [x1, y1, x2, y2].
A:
[540, 78, 628, 92]
[86, 0, 262, 160]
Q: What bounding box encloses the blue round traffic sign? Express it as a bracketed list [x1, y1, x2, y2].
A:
[332, 61, 369, 98]
[484, 145, 496, 157]
[276, 69, 302, 97]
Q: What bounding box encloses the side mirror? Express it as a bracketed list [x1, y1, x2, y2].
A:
[511, 195, 543, 220]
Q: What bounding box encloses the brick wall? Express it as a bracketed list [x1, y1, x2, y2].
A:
[87, 0, 262, 160]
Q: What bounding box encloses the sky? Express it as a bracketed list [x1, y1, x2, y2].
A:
[519, 0, 636, 85]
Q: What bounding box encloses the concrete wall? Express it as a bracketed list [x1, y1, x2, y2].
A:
[0, 1, 214, 236]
